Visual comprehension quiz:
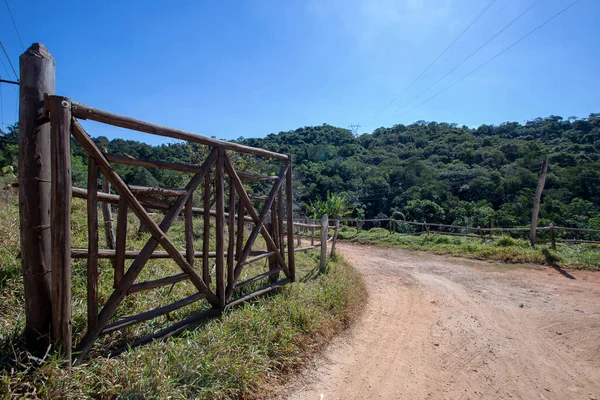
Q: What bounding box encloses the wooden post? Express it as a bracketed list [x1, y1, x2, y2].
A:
[296, 223, 301, 246]
[236, 198, 244, 261]
[202, 173, 211, 285]
[266, 209, 277, 283]
[114, 197, 128, 287]
[86, 158, 99, 333]
[277, 187, 285, 258]
[18, 43, 55, 351]
[311, 224, 315, 246]
[529, 156, 549, 247]
[319, 214, 328, 273]
[215, 149, 225, 307]
[227, 181, 235, 287]
[550, 223, 556, 250]
[286, 162, 296, 281]
[330, 219, 340, 256]
[49, 95, 72, 363]
[101, 175, 116, 249]
[185, 197, 194, 267]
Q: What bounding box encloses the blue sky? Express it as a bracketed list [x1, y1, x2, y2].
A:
[1, 0, 598, 145]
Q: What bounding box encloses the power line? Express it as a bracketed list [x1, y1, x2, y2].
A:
[387, 0, 543, 117]
[399, 0, 582, 117]
[367, 0, 500, 123]
[0, 41, 18, 80]
[4, 0, 24, 51]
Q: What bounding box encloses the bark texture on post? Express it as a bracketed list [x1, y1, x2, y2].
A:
[49, 95, 73, 363]
[18, 43, 55, 351]
[529, 156, 549, 247]
[319, 214, 328, 274]
[286, 163, 295, 281]
[330, 219, 340, 256]
[101, 176, 116, 249]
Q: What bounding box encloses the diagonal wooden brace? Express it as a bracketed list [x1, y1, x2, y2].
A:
[223, 155, 290, 297]
[72, 119, 219, 362]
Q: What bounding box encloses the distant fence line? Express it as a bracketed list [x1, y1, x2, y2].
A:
[333, 218, 600, 247]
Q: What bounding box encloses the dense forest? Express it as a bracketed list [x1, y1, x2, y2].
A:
[1, 113, 599, 229]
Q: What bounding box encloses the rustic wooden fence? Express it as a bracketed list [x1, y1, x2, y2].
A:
[341, 218, 600, 248]
[46, 95, 298, 365]
[292, 215, 340, 272]
[16, 44, 348, 366]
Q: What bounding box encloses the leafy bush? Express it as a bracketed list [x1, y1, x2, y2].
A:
[496, 235, 518, 247]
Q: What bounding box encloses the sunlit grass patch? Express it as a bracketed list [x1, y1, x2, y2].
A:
[338, 226, 599, 270]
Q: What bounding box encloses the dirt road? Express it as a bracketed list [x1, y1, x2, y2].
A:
[286, 243, 600, 400]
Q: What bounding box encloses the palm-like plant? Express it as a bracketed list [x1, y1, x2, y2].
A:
[304, 192, 351, 219]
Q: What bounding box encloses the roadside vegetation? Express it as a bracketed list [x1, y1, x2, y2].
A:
[0, 191, 366, 398]
[339, 226, 600, 270]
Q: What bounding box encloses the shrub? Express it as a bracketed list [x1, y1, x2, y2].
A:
[496, 235, 518, 247]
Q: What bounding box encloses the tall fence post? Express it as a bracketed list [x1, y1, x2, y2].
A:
[49, 95, 73, 364]
[330, 219, 340, 256]
[549, 223, 556, 250]
[285, 159, 295, 282]
[18, 43, 55, 352]
[529, 156, 549, 247]
[319, 214, 328, 273]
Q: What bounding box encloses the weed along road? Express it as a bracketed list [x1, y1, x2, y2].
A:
[286, 243, 600, 400]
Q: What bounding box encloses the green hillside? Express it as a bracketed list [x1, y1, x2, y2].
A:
[2, 113, 599, 229]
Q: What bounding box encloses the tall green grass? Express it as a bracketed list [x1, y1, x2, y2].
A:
[0, 190, 366, 398]
[338, 227, 600, 270]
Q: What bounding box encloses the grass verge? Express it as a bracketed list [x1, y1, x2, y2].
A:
[0, 191, 366, 399]
[338, 227, 600, 270]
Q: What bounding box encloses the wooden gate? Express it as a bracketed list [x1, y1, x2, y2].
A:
[44, 95, 295, 364]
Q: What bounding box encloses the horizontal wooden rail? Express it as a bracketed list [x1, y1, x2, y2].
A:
[102, 292, 205, 335]
[294, 244, 321, 252]
[413, 231, 482, 238]
[71, 101, 289, 160]
[73, 186, 169, 209]
[561, 239, 600, 244]
[234, 266, 285, 289]
[292, 222, 321, 229]
[129, 185, 186, 197]
[226, 278, 290, 308]
[72, 187, 255, 222]
[105, 153, 279, 181]
[71, 248, 216, 259]
[341, 218, 556, 233]
[553, 226, 600, 233]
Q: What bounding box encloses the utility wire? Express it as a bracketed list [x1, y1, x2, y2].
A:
[399, 0, 581, 117]
[367, 0, 500, 123]
[387, 0, 543, 117]
[0, 41, 18, 80]
[4, 0, 24, 51]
